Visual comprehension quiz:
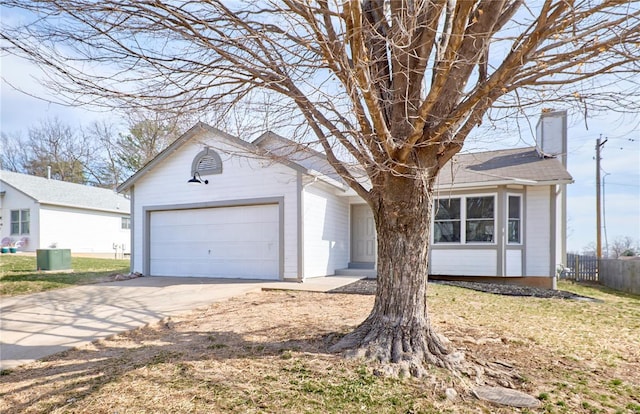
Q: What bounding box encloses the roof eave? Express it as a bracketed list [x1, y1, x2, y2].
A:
[0, 181, 38, 202]
[40, 201, 130, 215]
[434, 177, 573, 190]
[305, 169, 348, 191]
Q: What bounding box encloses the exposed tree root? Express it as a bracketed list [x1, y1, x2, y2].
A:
[330, 315, 522, 388]
[329, 314, 464, 378]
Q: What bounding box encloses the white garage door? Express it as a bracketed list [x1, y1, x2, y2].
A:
[149, 204, 279, 279]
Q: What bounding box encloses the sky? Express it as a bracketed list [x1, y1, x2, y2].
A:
[1, 51, 639, 254]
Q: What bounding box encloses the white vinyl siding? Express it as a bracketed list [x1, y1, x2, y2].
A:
[302, 183, 350, 278]
[39, 206, 130, 253]
[505, 249, 523, 276]
[130, 133, 299, 279]
[554, 184, 565, 270]
[430, 249, 497, 276]
[525, 186, 551, 276]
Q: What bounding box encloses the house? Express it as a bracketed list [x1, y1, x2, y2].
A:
[0, 170, 131, 257]
[117, 111, 572, 288]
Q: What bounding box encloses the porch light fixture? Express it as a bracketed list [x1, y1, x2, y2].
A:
[187, 172, 208, 184]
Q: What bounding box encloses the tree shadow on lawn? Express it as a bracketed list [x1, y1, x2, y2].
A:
[0, 323, 344, 414]
[3, 288, 636, 413]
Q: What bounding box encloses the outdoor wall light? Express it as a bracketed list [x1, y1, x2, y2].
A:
[187, 172, 209, 184]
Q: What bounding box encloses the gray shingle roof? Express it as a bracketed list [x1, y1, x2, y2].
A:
[1, 170, 130, 214]
[436, 147, 573, 187]
[116, 122, 572, 193]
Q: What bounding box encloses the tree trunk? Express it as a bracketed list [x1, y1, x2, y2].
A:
[331, 172, 461, 377]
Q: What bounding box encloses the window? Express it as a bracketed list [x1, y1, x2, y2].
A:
[121, 217, 131, 230]
[466, 196, 494, 242]
[507, 195, 522, 244]
[10, 210, 19, 234]
[10, 209, 30, 235]
[434, 196, 495, 244]
[434, 198, 461, 243]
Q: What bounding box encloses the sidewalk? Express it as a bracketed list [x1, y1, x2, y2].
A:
[0, 275, 365, 370]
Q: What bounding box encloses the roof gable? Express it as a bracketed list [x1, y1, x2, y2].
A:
[117, 123, 344, 192]
[0, 170, 130, 214]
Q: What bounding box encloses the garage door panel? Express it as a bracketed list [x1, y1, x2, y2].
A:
[148, 258, 279, 278]
[149, 204, 279, 279]
[151, 241, 278, 260]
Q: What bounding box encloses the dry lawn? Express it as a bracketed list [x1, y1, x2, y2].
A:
[1, 281, 638, 413]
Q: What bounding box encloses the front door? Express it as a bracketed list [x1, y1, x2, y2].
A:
[351, 204, 376, 264]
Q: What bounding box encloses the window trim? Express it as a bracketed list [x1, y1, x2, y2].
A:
[10, 209, 30, 235]
[121, 216, 131, 230]
[433, 198, 462, 244]
[433, 194, 497, 245]
[465, 195, 496, 244]
[506, 194, 523, 245]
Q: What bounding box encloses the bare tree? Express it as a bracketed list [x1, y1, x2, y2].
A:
[81, 121, 127, 188]
[3, 1, 639, 376]
[0, 131, 29, 172]
[609, 236, 638, 258]
[1, 115, 185, 188]
[1, 118, 92, 183]
[581, 241, 598, 257]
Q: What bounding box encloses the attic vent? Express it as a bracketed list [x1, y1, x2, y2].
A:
[191, 147, 222, 176]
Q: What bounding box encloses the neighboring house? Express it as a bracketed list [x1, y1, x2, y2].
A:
[0, 170, 131, 256]
[117, 111, 572, 288]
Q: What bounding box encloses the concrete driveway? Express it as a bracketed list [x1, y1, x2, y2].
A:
[0, 275, 364, 370]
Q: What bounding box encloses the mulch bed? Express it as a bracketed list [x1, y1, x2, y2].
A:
[329, 278, 597, 300]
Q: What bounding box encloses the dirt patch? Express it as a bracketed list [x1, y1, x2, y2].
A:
[1, 284, 638, 413]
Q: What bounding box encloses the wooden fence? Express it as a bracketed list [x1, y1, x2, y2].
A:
[564, 253, 598, 282]
[599, 259, 640, 295]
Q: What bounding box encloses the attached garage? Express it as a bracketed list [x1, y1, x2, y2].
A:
[148, 203, 281, 279]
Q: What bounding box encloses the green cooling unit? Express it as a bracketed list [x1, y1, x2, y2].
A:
[36, 249, 72, 271]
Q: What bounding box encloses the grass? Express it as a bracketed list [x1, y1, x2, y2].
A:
[0, 280, 638, 413]
[0, 254, 130, 296]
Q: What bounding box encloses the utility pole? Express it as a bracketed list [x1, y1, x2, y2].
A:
[595, 136, 608, 259]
